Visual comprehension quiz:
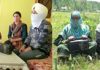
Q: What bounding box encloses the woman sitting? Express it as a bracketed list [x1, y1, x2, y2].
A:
[8, 11, 28, 51]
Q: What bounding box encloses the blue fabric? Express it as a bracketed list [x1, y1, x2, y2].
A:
[70, 11, 82, 29]
[70, 17, 82, 29]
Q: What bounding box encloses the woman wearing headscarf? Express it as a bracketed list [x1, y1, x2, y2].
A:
[18, 3, 52, 62]
[8, 11, 28, 50]
[54, 11, 96, 61]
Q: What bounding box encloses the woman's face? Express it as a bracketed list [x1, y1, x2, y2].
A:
[13, 14, 21, 22]
[71, 16, 80, 23]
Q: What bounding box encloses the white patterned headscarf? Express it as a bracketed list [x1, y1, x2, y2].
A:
[31, 3, 48, 29]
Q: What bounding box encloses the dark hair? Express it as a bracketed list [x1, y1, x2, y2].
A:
[13, 11, 21, 18]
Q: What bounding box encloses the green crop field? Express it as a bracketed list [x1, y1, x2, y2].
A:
[52, 12, 100, 70]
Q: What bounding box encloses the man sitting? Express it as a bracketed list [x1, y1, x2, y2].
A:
[18, 3, 52, 62]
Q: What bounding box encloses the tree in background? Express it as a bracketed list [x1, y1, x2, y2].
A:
[52, 0, 100, 12]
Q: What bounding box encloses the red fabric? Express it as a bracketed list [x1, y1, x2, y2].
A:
[27, 50, 52, 70]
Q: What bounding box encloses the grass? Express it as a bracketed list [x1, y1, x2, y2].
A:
[52, 12, 100, 70]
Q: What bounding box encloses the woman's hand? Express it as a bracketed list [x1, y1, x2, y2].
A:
[23, 47, 32, 52]
[61, 36, 75, 44]
[19, 46, 25, 53]
[68, 36, 75, 41]
[81, 35, 88, 40]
